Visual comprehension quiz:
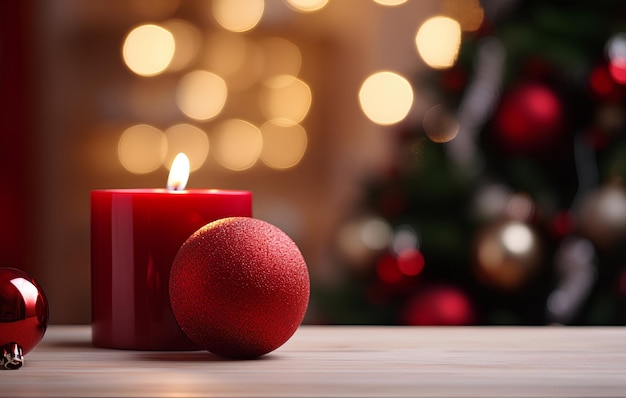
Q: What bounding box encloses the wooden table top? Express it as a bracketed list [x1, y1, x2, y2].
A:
[4, 325, 626, 397]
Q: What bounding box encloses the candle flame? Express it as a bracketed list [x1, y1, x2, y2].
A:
[167, 153, 190, 191]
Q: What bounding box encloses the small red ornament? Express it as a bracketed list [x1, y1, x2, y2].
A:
[170, 217, 310, 359]
[493, 83, 564, 153]
[401, 285, 474, 326]
[0, 267, 49, 369]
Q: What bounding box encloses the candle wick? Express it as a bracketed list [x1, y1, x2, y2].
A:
[167, 183, 184, 191]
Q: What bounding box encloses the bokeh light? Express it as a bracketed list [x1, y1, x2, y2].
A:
[176, 70, 227, 120]
[606, 31, 626, 84]
[373, 0, 408, 6]
[260, 75, 312, 126]
[259, 37, 302, 79]
[472, 184, 512, 222]
[204, 32, 263, 92]
[212, 0, 264, 33]
[163, 124, 209, 172]
[284, 0, 329, 13]
[260, 121, 308, 170]
[212, 119, 263, 171]
[606, 33, 626, 62]
[415, 16, 461, 69]
[358, 71, 414, 126]
[423, 104, 459, 143]
[163, 19, 202, 72]
[122, 24, 175, 77]
[501, 223, 534, 255]
[118, 124, 167, 174]
[391, 225, 420, 256]
[360, 217, 393, 251]
[397, 248, 425, 277]
[336, 216, 391, 267]
[609, 61, 626, 84]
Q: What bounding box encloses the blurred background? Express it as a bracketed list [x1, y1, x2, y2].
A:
[2, 0, 625, 325]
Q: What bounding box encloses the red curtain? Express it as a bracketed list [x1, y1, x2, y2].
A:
[0, 2, 34, 272]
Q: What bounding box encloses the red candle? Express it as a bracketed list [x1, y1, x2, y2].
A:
[91, 155, 252, 350]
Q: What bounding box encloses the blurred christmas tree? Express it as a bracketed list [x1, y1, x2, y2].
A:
[317, 0, 626, 326]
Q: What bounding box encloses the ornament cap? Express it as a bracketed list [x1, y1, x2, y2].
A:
[2, 343, 24, 370]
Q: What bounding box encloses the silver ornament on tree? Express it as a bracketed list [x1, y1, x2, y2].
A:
[577, 180, 626, 253]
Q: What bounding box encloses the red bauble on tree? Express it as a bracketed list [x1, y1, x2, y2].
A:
[493, 83, 564, 153]
[0, 267, 49, 369]
[401, 285, 474, 326]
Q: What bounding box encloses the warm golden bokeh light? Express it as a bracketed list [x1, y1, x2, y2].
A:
[203, 32, 263, 92]
[423, 104, 459, 143]
[163, 124, 209, 172]
[259, 37, 302, 78]
[373, 0, 408, 6]
[118, 124, 167, 174]
[176, 70, 227, 120]
[260, 121, 308, 170]
[284, 0, 329, 13]
[415, 16, 462, 69]
[441, 0, 484, 32]
[212, 0, 264, 32]
[122, 24, 175, 77]
[212, 119, 263, 171]
[163, 19, 202, 72]
[260, 75, 312, 126]
[358, 71, 414, 126]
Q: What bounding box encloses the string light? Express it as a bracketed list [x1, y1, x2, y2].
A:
[359, 71, 414, 126]
[212, 119, 263, 171]
[163, 124, 209, 172]
[260, 121, 308, 170]
[415, 16, 461, 69]
[284, 0, 329, 13]
[176, 70, 227, 121]
[260, 75, 312, 126]
[212, 0, 264, 33]
[122, 24, 175, 77]
[118, 125, 167, 174]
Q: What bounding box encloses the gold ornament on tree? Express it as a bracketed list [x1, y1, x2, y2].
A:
[472, 219, 542, 291]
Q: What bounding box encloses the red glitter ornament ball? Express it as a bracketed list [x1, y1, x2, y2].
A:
[170, 217, 310, 358]
[0, 267, 49, 354]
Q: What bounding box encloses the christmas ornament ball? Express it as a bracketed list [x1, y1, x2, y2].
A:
[577, 182, 626, 252]
[401, 285, 474, 326]
[472, 220, 542, 291]
[170, 217, 310, 358]
[0, 267, 49, 354]
[493, 83, 564, 153]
